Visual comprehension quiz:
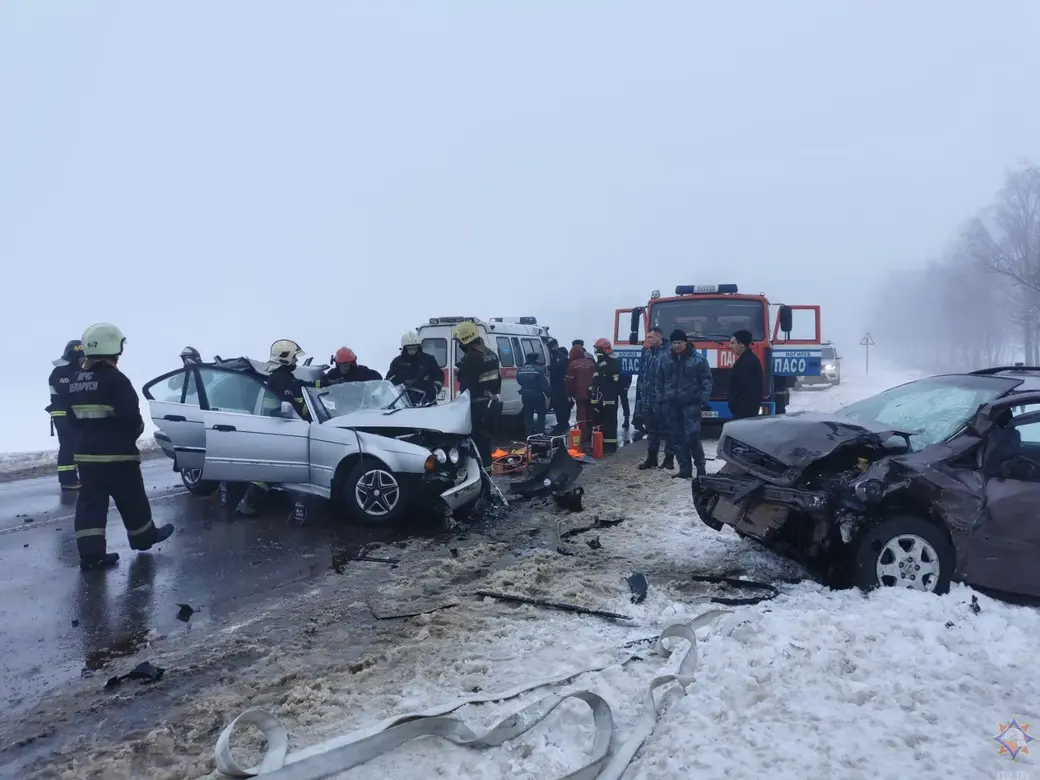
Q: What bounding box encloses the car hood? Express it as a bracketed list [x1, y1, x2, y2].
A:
[720, 411, 915, 483]
[322, 396, 472, 436]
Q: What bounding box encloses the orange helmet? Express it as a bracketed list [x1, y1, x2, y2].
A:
[594, 338, 612, 353]
[334, 347, 357, 364]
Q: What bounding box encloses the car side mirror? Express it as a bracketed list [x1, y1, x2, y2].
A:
[280, 401, 295, 418]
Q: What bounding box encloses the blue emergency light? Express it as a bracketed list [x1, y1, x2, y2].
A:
[674, 284, 739, 295]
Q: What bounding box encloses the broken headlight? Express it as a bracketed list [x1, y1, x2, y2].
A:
[853, 478, 884, 504]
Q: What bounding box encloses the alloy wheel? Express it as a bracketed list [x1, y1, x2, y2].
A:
[354, 469, 401, 516]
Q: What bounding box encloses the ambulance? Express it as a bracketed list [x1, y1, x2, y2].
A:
[612, 284, 824, 420]
[416, 316, 557, 419]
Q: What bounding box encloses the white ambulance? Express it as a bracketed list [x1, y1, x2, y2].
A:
[416, 316, 557, 418]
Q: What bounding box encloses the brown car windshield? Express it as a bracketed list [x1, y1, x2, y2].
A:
[835, 375, 1020, 450]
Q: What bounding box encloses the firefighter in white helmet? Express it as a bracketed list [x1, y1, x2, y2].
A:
[386, 330, 443, 404]
[237, 339, 315, 516]
[67, 323, 174, 570]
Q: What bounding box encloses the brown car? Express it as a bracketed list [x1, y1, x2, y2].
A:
[693, 366, 1040, 596]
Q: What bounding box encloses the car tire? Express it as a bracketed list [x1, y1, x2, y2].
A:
[851, 514, 954, 595]
[180, 467, 219, 497]
[342, 459, 411, 526]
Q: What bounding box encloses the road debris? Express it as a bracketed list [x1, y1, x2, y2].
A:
[103, 662, 165, 690]
[626, 572, 648, 604]
[476, 590, 634, 623]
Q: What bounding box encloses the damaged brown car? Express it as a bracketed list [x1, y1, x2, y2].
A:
[693, 367, 1040, 596]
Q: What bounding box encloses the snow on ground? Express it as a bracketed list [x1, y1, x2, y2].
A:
[34, 368, 1037, 780]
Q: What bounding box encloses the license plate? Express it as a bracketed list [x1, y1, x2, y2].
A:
[702, 410, 719, 418]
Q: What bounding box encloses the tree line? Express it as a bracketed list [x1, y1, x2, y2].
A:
[870, 163, 1040, 372]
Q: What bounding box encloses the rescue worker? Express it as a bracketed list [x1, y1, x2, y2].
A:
[590, 338, 622, 453]
[237, 339, 314, 516]
[517, 352, 551, 437]
[69, 324, 174, 571]
[572, 339, 594, 360]
[47, 339, 85, 489]
[387, 331, 443, 404]
[454, 321, 501, 468]
[565, 344, 596, 445]
[322, 347, 382, 386]
[636, 327, 674, 470]
[727, 329, 764, 419]
[658, 329, 713, 479]
[547, 341, 570, 434]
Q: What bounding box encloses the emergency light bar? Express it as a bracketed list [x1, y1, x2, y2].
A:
[428, 316, 476, 325]
[489, 316, 538, 325]
[674, 284, 739, 295]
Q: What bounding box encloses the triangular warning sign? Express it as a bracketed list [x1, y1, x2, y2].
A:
[860, 333, 875, 346]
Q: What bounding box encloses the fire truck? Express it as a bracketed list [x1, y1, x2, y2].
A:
[612, 284, 823, 420]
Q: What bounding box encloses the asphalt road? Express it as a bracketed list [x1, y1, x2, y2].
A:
[0, 459, 426, 716]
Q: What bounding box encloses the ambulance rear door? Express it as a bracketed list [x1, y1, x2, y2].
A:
[417, 325, 456, 402]
[484, 327, 522, 416]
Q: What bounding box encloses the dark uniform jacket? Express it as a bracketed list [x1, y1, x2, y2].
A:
[517, 362, 550, 400]
[321, 364, 382, 386]
[66, 362, 145, 463]
[657, 347, 713, 407]
[267, 365, 314, 420]
[590, 353, 622, 402]
[47, 363, 79, 418]
[728, 349, 764, 419]
[387, 351, 443, 402]
[457, 344, 502, 400]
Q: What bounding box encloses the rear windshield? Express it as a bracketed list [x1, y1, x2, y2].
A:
[836, 374, 1020, 450]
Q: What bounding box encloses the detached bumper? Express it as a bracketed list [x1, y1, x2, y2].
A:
[694, 472, 828, 533]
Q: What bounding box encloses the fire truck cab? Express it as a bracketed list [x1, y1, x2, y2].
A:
[612, 284, 823, 421]
[416, 316, 557, 419]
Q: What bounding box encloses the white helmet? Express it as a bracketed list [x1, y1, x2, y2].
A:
[82, 323, 126, 357]
[401, 330, 421, 348]
[268, 339, 305, 368]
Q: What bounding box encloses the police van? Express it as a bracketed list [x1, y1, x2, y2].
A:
[416, 316, 556, 419]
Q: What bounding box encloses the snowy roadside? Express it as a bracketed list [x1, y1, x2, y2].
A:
[19, 371, 1037, 780]
[0, 438, 165, 484]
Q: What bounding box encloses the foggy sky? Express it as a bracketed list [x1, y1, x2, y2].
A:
[3, 1, 1039, 449]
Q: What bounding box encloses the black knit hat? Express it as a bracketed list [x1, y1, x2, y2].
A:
[669, 329, 688, 343]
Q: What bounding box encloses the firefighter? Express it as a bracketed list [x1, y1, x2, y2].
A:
[658, 329, 713, 479]
[546, 340, 570, 434]
[238, 339, 313, 516]
[636, 327, 674, 470]
[387, 331, 443, 404]
[590, 338, 622, 453]
[69, 324, 174, 571]
[565, 344, 596, 445]
[454, 321, 501, 469]
[322, 347, 382, 386]
[47, 339, 85, 490]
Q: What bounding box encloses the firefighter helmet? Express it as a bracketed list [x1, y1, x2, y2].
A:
[594, 337, 612, 354]
[82, 324, 126, 357]
[61, 340, 84, 362]
[401, 330, 421, 348]
[269, 339, 305, 367]
[454, 321, 480, 345]
[334, 347, 357, 364]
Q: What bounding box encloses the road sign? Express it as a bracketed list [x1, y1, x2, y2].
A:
[860, 333, 875, 373]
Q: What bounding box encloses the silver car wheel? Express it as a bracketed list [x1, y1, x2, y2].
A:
[182, 468, 203, 487]
[875, 533, 941, 592]
[354, 469, 401, 516]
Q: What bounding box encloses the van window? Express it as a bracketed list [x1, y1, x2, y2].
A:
[496, 337, 515, 367]
[422, 338, 448, 368]
[521, 338, 545, 365]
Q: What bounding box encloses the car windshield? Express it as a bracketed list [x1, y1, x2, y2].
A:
[309, 380, 412, 418]
[650, 298, 767, 341]
[834, 374, 1020, 450]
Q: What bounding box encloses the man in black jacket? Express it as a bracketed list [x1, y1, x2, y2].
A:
[546, 340, 570, 434]
[47, 339, 85, 490]
[322, 347, 382, 386]
[387, 330, 443, 404]
[70, 324, 174, 570]
[727, 330, 764, 420]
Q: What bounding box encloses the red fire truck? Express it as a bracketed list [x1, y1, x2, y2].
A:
[612, 284, 823, 420]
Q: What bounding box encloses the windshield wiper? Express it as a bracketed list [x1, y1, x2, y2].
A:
[690, 333, 731, 345]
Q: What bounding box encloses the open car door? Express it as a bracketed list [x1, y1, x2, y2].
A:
[771, 304, 824, 379]
[142, 367, 206, 471]
[613, 307, 647, 377]
[195, 366, 312, 484]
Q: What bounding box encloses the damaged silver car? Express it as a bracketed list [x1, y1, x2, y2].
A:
[693, 366, 1040, 596]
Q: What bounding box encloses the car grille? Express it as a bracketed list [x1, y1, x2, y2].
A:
[723, 438, 788, 479]
[710, 368, 731, 399]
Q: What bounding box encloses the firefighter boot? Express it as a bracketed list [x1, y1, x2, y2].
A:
[659, 454, 675, 470]
[131, 523, 175, 552]
[80, 552, 120, 571]
[637, 452, 658, 470]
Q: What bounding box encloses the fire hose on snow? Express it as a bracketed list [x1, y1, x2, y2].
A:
[213, 609, 730, 780]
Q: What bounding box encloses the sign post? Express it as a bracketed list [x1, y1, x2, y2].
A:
[860, 333, 875, 374]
